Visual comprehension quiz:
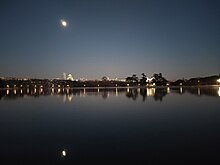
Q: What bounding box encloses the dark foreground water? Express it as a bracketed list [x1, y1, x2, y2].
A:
[0, 86, 220, 165]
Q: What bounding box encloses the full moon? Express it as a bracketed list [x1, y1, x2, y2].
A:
[61, 19, 67, 27]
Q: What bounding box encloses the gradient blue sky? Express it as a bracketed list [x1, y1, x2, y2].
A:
[0, 0, 219, 80]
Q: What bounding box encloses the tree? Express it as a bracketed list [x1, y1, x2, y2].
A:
[152, 73, 168, 86]
[132, 74, 138, 82]
[126, 76, 133, 82]
[140, 73, 147, 85]
[0, 78, 3, 88]
[0, 78, 5, 88]
[102, 76, 108, 81]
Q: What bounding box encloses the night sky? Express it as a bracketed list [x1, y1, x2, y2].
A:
[0, 0, 220, 80]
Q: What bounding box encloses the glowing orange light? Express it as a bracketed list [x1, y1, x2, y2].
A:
[147, 88, 155, 96]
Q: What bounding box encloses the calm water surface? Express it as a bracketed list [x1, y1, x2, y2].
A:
[0, 87, 220, 164]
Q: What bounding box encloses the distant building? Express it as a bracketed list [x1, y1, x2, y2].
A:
[67, 74, 74, 81]
[63, 73, 67, 80]
[63, 73, 74, 81]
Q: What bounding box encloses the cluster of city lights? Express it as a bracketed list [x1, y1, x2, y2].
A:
[3, 77, 220, 98]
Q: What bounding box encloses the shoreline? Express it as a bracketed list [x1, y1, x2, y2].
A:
[1, 85, 219, 90]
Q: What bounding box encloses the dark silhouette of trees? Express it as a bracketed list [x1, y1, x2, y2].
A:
[0, 79, 3, 88]
[102, 76, 108, 81]
[126, 88, 138, 100]
[125, 76, 133, 82]
[126, 74, 138, 83]
[132, 74, 138, 82]
[140, 73, 147, 85]
[152, 73, 168, 86]
[140, 88, 147, 101]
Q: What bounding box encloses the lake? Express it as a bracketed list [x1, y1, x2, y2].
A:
[0, 86, 220, 164]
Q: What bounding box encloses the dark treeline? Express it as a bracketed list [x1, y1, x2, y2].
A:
[0, 74, 220, 88]
[170, 75, 220, 86]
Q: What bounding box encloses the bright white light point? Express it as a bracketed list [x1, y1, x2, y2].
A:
[61, 19, 67, 27]
[62, 150, 66, 157]
[218, 87, 220, 97]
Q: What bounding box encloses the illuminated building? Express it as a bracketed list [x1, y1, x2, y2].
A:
[67, 74, 74, 81]
[63, 73, 67, 80]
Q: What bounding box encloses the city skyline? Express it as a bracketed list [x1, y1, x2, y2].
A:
[0, 0, 220, 80]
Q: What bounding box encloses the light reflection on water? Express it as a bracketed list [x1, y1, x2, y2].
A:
[1, 86, 220, 102]
[147, 88, 155, 96]
[180, 87, 183, 94]
[0, 86, 220, 164]
[198, 87, 201, 96]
